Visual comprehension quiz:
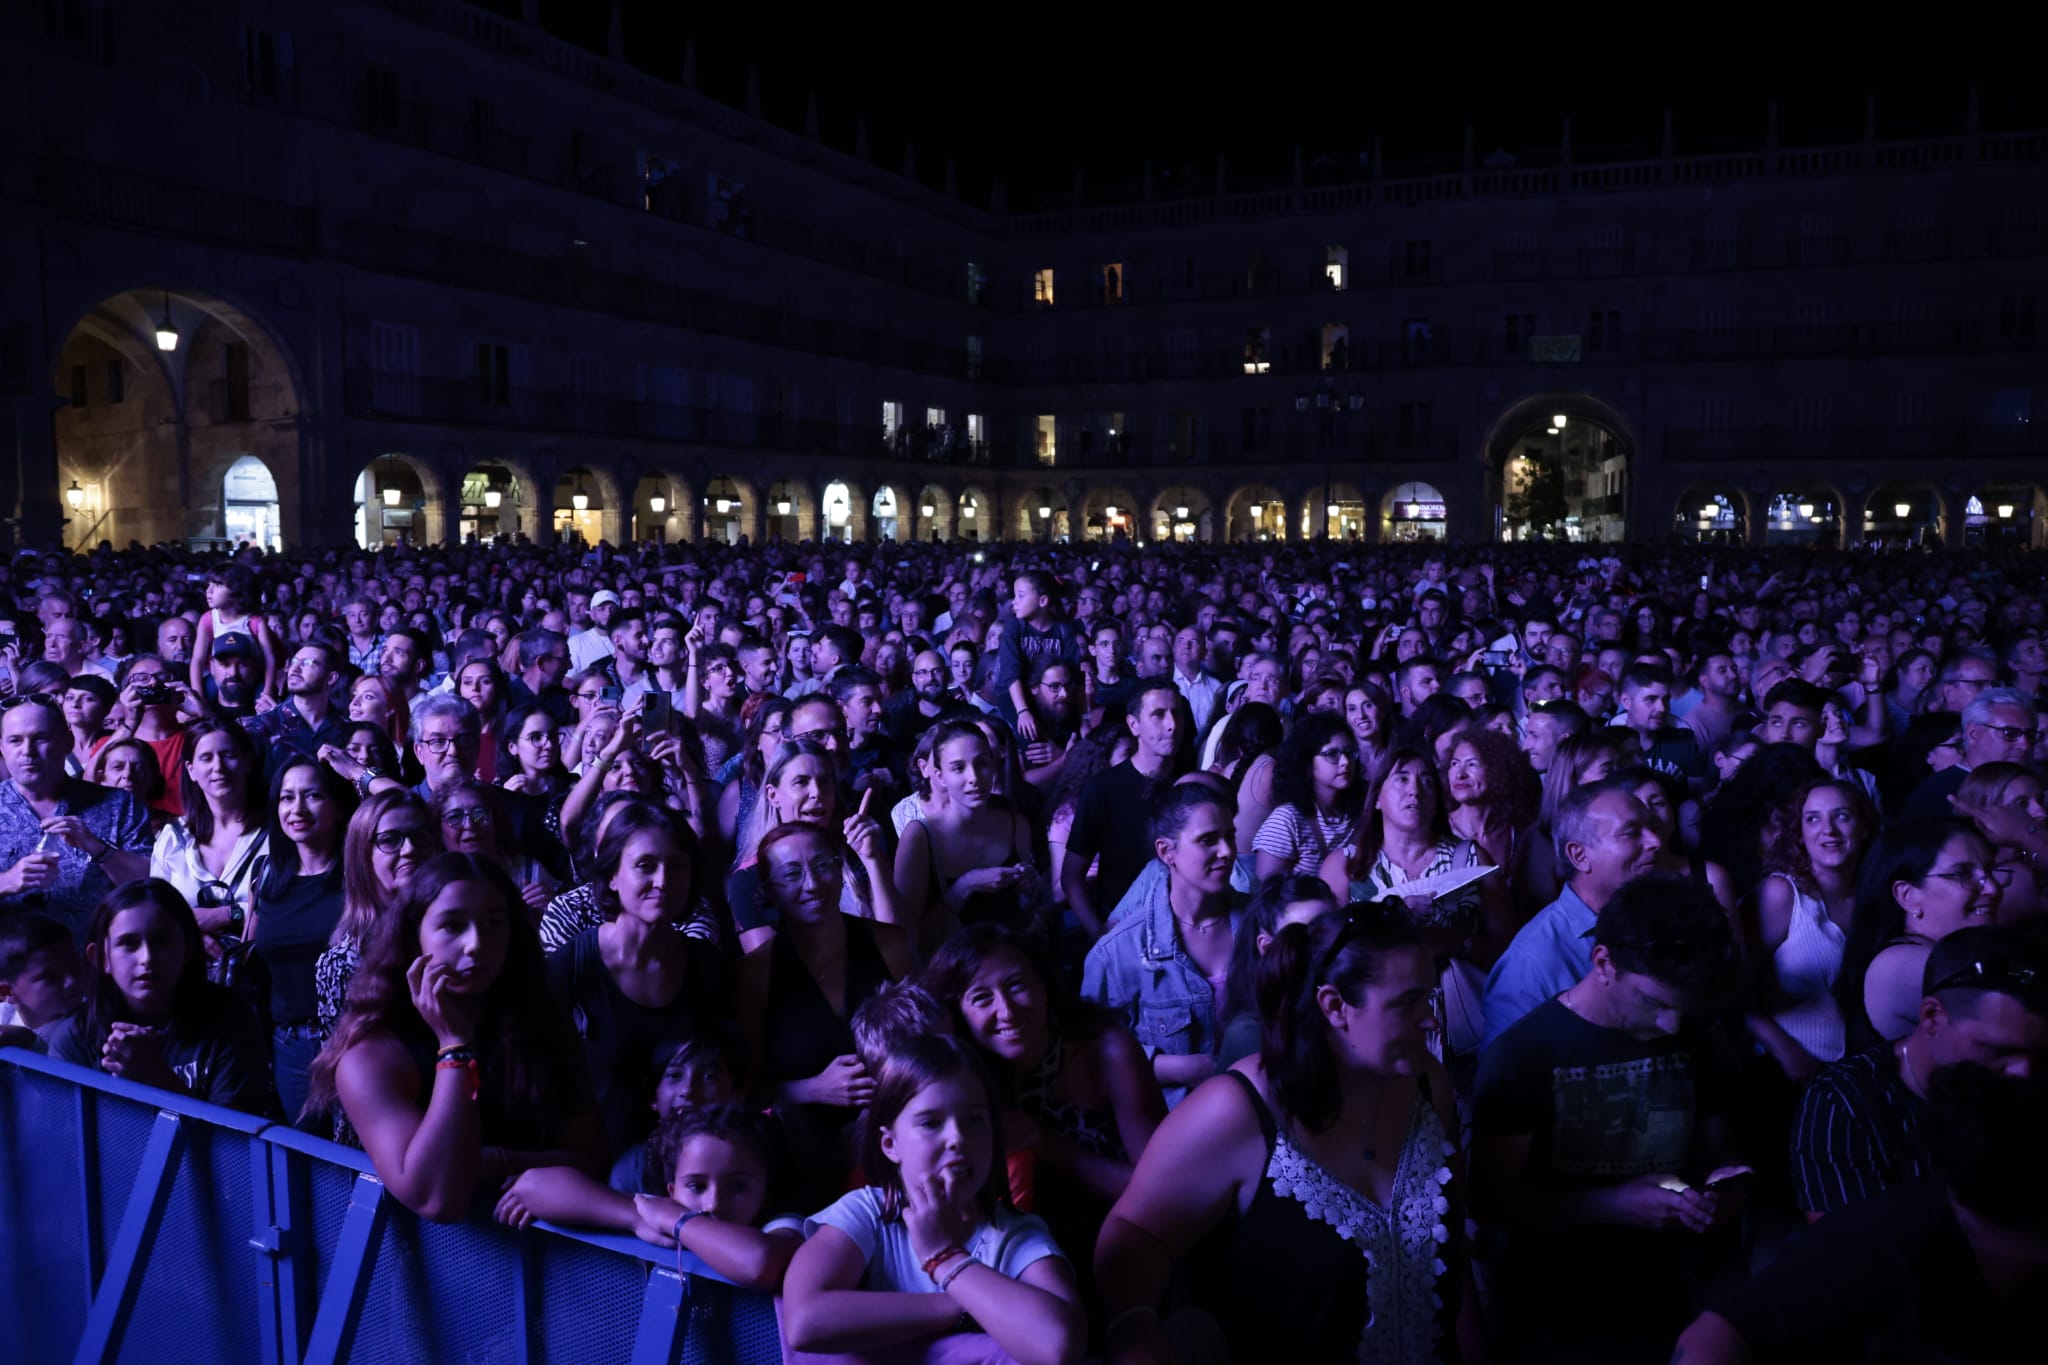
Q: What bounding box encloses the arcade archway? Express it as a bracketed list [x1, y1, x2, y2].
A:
[1674, 485, 1748, 544]
[1382, 482, 1449, 542]
[1484, 397, 1633, 543]
[1763, 485, 1844, 547]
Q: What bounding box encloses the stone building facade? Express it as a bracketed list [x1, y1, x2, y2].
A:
[5, 1, 2044, 553]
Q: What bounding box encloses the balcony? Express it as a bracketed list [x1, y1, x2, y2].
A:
[1658, 423, 2048, 463]
[32, 156, 316, 256]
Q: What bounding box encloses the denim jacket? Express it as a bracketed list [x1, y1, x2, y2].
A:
[1081, 869, 1245, 1104]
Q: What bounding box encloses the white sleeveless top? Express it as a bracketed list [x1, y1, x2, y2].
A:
[209, 607, 255, 642]
[1769, 872, 1848, 1063]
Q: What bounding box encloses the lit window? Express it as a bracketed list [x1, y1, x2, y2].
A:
[1101, 262, 1124, 302]
[1243, 327, 1272, 375]
[1325, 246, 1348, 291]
[1035, 415, 1057, 465]
[1033, 268, 1055, 307]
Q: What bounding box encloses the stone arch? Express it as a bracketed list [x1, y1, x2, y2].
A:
[1011, 486, 1068, 543]
[460, 454, 545, 544]
[1148, 485, 1216, 544]
[1299, 479, 1369, 541]
[1963, 481, 2047, 549]
[1223, 483, 1288, 543]
[1672, 484, 1752, 544]
[51, 286, 307, 547]
[914, 483, 955, 542]
[957, 485, 995, 542]
[819, 477, 865, 543]
[355, 452, 452, 548]
[1480, 391, 1639, 544]
[1860, 479, 1949, 549]
[701, 472, 756, 545]
[1381, 481, 1451, 542]
[1759, 479, 1848, 548]
[870, 483, 909, 543]
[1078, 484, 1141, 542]
[635, 467, 696, 545]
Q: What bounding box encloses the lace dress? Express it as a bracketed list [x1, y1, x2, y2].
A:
[1197, 1070, 1460, 1364]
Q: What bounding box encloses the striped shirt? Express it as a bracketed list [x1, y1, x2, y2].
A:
[1789, 1041, 1928, 1216]
[1251, 804, 1354, 877]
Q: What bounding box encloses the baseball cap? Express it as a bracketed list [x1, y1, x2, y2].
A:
[589, 590, 621, 609]
[213, 634, 258, 661]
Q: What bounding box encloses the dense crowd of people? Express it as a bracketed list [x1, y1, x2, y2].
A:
[3, 531, 2046, 1363]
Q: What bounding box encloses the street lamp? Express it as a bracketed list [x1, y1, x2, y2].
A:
[154, 293, 178, 352]
[920, 501, 935, 517]
[572, 489, 590, 512]
[1797, 502, 1814, 520]
[1038, 505, 1051, 520]
[1552, 414, 1568, 429]
[1174, 504, 1189, 520]
[1894, 502, 1911, 519]
[648, 495, 665, 515]
[483, 488, 503, 510]
[66, 481, 85, 511]
[382, 487, 401, 508]
[1998, 502, 2016, 519]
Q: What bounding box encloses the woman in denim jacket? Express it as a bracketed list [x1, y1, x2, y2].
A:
[1081, 784, 1244, 1106]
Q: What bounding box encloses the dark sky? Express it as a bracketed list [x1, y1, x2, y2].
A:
[504, 2, 2039, 210]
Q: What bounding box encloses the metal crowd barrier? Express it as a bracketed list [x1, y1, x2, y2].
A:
[0, 1050, 783, 1364]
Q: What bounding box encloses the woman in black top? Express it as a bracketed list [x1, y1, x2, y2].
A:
[894, 720, 1039, 953]
[250, 755, 356, 1129]
[308, 853, 603, 1221]
[735, 820, 918, 1210]
[545, 801, 722, 1158]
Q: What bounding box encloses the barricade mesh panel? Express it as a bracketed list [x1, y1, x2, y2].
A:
[0, 1067, 93, 1352]
[680, 1278, 786, 1365]
[536, 1239, 645, 1365]
[303, 1156, 357, 1301]
[118, 1123, 262, 1365]
[91, 1091, 156, 1260]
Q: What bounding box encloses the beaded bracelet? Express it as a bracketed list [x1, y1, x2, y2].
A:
[935, 1256, 976, 1293]
[921, 1244, 968, 1281]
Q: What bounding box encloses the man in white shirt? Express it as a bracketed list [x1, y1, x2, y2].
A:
[568, 589, 619, 673]
[1170, 626, 1223, 734]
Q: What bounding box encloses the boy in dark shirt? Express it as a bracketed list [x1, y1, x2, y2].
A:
[1473, 874, 1746, 1361]
[998, 571, 1079, 733]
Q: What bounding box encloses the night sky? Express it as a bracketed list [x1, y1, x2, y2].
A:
[499, 2, 2035, 210]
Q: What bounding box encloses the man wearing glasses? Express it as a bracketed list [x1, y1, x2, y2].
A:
[366, 695, 569, 885]
[0, 695, 152, 932]
[1790, 923, 2048, 1220]
[1902, 688, 2037, 820]
[243, 641, 347, 771]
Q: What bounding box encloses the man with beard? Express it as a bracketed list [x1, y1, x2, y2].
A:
[884, 649, 960, 748]
[0, 696, 152, 933]
[203, 635, 264, 721]
[243, 640, 349, 773]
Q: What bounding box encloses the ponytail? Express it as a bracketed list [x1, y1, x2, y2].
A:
[1256, 900, 1422, 1133]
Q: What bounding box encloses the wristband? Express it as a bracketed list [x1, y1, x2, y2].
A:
[434, 1043, 476, 1063]
[435, 1056, 480, 1100]
[670, 1209, 709, 1243]
[935, 1256, 976, 1293]
[921, 1244, 968, 1280]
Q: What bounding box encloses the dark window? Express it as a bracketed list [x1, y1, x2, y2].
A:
[105, 359, 123, 404]
[1240, 407, 1272, 451]
[1184, 258, 1197, 288]
[240, 26, 292, 104]
[363, 65, 398, 131]
[1503, 313, 1535, 355]
[475, 344, 511, 406]
[1403, 239, 1432, 278]
[2001, 294, 2038, 339]
[1403, 318, 1434, 364]
[1398, 402, 1433, 448]
[69, 364, 87, 408]
[223, 343, 250, 421]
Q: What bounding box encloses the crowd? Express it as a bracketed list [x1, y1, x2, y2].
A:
[3, 530, 2047, 1364]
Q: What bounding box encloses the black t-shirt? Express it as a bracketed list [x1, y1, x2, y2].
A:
[545, 927, 723, 1158]
[1640, 725, 1709, 788]
[1711, 1179, 2048, 1363]
[41, 990, 271, 1114]
[252, 871, 346, 1025]
[1067, 760, 1168, 916]
[1790, 1042, 1929, 1216]
[1473, 998, 1731, 1340]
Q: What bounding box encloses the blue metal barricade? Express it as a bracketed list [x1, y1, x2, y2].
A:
[0, 1051, 783, 1365]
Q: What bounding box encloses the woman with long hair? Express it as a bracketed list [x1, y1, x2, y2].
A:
[1096, 903, 1469, 1364]
[41, 879, 270, 1113]
[1252, 713, 1364, 882]
[895, 720, 1039, 952]
[714, 695, 793, 847]
[1341, 682, 1394, 773]
[735, 820, 919, 1210]
[308, 854, 605, 1219]
[149, 719, 268, 956]
[250, 755, 358, 1128]
[497, 702, 571, 805]
[453, 657, 509, 783]
[1835, 816, 2003, 1049]
[728, 740, 904, 948]
[1748, 778, 1876, 1082]
[1215, 702, 1286, 880]
[348, 674, 411, 758]
[314, 791, 441, 1045]
[547, 801, 724, 1158]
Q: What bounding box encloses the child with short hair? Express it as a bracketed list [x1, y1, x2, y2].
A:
[608, 1031, 743, 1195]
[0, 914, 84, 1026]
[628, 1104, 805, 1290]
[0, 914, 85, 1046]
[782, 1035, 1083, 1364]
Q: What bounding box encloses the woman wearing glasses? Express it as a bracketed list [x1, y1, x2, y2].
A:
[734, 820, 918, 1210]
[249, 756, 359, 1130]
[727, 739, 904, 953]
[314, 792, 440, 1051]
[435, 780, 556, 918]
[1095, 903, 1471, 1364]
[1836, 816, 2004, 1047]
[149, 719, 268, 961]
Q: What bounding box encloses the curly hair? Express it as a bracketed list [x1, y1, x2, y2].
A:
[1268, 712, 1366, 824]
[1446, 725, 1540, 830]
[1759, 778, 1877, 896]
